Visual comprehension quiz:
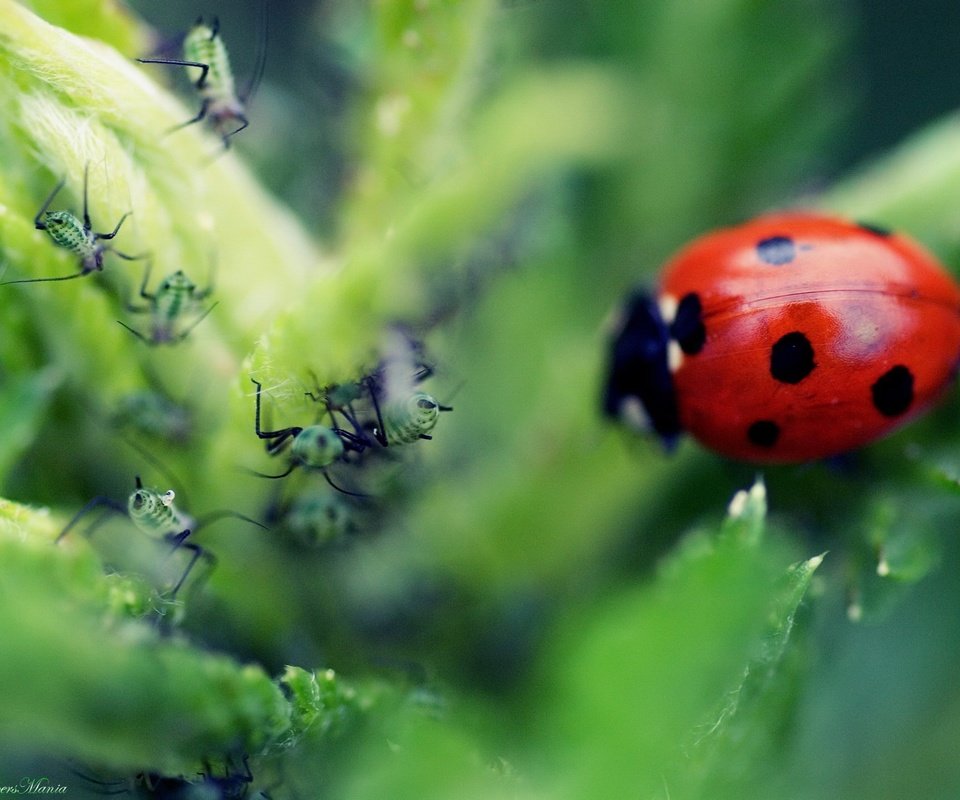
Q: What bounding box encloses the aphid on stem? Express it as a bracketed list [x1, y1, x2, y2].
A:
[111, 388, 194, 446]
[308, 376, 452, 449]
[118, 260, 217, 345]
[312, 333, 453, 449]
[368, 331, 453, 446]
[365, 378, 453, 447]
[267, 486, 361, 549]
[249, 378, 369, 496]
[137, 7, 267, 149]
[57, 476, 266, 601]
[2, 165, 144, 285]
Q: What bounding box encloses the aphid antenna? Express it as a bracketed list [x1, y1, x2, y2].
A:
[32, 175, 66, 229]
[2, 271, 91, 286]
[241, 0, 269, 106]
[194, 508, 269, 533]
[120, 434, 192, 509]
[81, 162, 92, 229]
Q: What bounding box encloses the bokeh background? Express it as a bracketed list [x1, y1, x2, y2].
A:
[5, 0, 960, 797]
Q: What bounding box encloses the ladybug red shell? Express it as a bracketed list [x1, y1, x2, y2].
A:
[603, 213, 960, 463]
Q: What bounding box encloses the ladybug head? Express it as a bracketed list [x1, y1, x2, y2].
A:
[602, 291, 681, 449]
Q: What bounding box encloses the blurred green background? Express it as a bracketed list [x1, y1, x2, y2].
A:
[4, 0, 960, 798]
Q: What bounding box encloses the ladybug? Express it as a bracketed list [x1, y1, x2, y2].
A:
[603, 213, 960, 463]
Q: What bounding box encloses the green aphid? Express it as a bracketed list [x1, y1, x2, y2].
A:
[57, 477, 203, 599]
[377, 390, 450, 446]
[310, 371, 452, 449]
[112, 389, 193, 444]
[278, 489, 357, 548]
[57, 476, 265, 600]
[2, 165, 142, 285]
[138, 14, 266, 148]
[361, 331, 453, 447]
[250, 378, 368, 495]
[118, 261, 217, 345]
[360, 364, 453, 448]
[126, 479, 194, 541]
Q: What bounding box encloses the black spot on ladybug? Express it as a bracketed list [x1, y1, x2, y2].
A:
[747, 420, 780, 448]
[756, 235, 796, 266]
[872, 365, 914, 417]
[770, 332, 816, 384]
[670, 293, 706, 355]
[857, 221, 893, 237]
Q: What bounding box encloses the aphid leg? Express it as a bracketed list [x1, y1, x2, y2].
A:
[94, 211, 132, 242]
[196, 254, 217, 301]
[168, 98, 212, 134]
[322, 396, 368, 448]
[336, 427, 370, 455]
[247, 462, 299, 480]
[251, 378, 303, 449]
[116, 320, 149, 342]
[137, 56, 211, 89]
[322, 469, 369, 498]
[56, 496, 127, 543]
[363, 376, 390, 447]
[222, 115, 250, 147]
[33, 176, 66, 230]
[303, 369, 330, 404]
[164, 529, 215, 598]
[169, 300, 219, 344]
[110, 248, 149, 262]
[265, 433, 298, 455]
[123, 259, 154, 312]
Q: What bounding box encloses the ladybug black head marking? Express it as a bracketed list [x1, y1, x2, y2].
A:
[670, 292, 706, 355]
[857, 221, 893, 238]
[602, 291, 681, 448]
